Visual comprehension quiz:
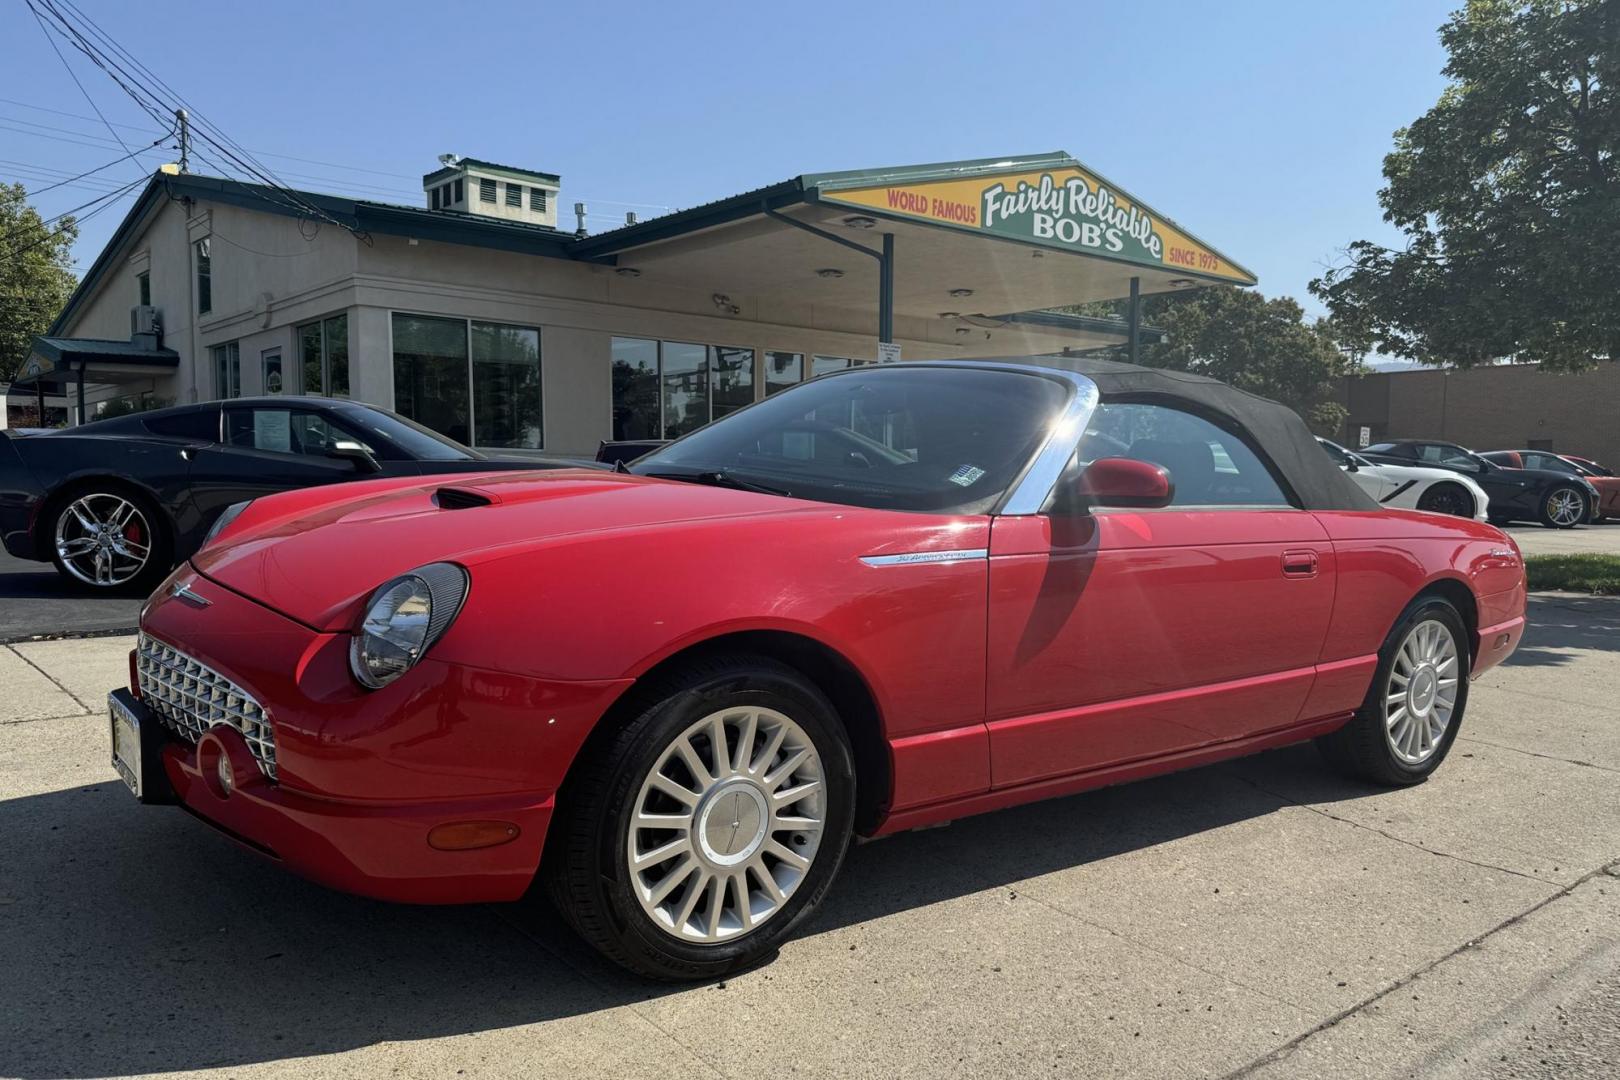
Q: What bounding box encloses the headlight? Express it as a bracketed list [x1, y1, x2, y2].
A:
[349, 562, 470, 689]
[202, 500, 252, 548]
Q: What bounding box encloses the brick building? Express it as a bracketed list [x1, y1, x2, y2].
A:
[1337, 363, 1620, 467]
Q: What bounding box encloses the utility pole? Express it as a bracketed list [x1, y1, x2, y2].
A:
[176, 108, 189, 173]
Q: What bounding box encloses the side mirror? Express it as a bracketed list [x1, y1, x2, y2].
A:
[327, 440, 381, 474]
[1345, 460, 1360, 473]
[1052, 457, 1174, 513]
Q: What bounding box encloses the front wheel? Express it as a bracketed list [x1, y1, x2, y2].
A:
[1540, 485, 1588, 528]
[1316, 597, 1469, 786]
[1415, 482, 1473, 518]
[545, 654, 855, 980]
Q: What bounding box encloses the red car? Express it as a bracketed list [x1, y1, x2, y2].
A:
[111, 359, 1527, 979]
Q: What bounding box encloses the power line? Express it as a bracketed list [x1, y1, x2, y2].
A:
[14, 132, 172, 197]
[0, 173, 147, 264]
[26, 0, 358, 238]
[26, 0, 144, 183]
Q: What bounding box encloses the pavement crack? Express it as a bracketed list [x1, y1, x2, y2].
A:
[1456, 734, 1620, 774]
[4, 644, 93, 714]
[1216, 861, 1620, 1080]
[1225, 772, 1557, 885]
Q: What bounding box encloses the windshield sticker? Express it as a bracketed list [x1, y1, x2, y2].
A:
[948, 464, 986, 487]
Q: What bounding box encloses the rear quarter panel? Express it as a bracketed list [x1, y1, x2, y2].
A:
[1312, 509, 1526, 666]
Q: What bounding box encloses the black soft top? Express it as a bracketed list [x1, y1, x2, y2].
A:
[1018, 356, 1378, 512]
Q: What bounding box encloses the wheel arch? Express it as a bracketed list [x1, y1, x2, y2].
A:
[577, 629, 892, 835]
[1413, 575, 1479, 661]
[33, 472, 174, 552]
[1419, 479, 1476, 518]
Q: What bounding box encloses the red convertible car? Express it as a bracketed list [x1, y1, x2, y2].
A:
[112, 359, 1526, 979]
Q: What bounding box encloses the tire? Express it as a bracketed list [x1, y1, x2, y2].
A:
[544, 653, 856, 980]
[1316, 597, 1469, 786]
[1415, 482, 1473, 518]
[45, 483, 172, 594]
[1538, 485, 1588, 529]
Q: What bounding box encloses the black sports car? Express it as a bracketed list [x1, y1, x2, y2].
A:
[1359, 439, 1599, 528]
[1, 396, 586, 591]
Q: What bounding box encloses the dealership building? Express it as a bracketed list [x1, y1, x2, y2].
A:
[7, 152, 1256, 456]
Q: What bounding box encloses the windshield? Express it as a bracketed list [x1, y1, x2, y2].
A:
[631, 366, 1070, 513]
[337, 404, 481, 461]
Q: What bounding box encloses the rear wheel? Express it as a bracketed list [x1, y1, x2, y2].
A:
[1316, 597, 1469, 786]
[1539, 485, 1588, 528]
[1415, 482, 1473, 518]
[545, 654, 855, 980]
[47, 486, 171, 593]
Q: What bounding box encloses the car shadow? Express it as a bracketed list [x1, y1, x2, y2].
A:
[0, 743, 1367, 1078]
[1499, 593, 1620, 669]
[0, 551, 143, 640]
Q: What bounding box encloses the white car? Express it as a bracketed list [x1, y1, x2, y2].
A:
[1318, 438, 1490, 521]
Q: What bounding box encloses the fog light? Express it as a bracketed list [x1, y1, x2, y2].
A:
[216, 754, 234, 797]
[427, 821, 520, 851]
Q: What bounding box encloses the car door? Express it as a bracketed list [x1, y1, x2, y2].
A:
[188, 405, 415, 512]
[984, 400, 1336, 787]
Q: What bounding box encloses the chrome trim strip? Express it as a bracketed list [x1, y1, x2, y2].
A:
[860, 548, 989, 567]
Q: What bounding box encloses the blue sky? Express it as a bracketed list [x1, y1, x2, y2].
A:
[5, 0, 1453, 323]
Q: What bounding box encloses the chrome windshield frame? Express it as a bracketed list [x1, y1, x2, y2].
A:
[809, 360, 1099, 517]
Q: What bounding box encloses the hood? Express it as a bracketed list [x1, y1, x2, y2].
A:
[193, 469, 803, 629]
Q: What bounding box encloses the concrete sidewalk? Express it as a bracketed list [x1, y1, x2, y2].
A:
[1, 595, 1617, 1079]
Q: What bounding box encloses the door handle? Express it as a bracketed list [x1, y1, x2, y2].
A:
[1281, 550, 1318, 577]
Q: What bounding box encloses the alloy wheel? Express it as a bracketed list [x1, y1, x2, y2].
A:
[627, 705, 825, 944]
[1417, 486, 1468, 517]
[1547, 488, 1585, 527]
[53, 493, 153, 587]
[1384, 619, 1460, 765]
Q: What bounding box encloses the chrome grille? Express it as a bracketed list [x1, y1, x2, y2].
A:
[136, 633, 276, 780]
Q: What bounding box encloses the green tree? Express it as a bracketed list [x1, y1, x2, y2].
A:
[2, 182, 78, 377]
[1311, 0, 1619, 369]
[1064, 287, 1360, 433]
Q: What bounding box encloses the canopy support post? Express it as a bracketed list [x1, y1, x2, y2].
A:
[77, 362, 87, 427]
[1127, 277, 1141, 365]
[879, 232, 894, 345]
[36, 381, 45, 424]
[762, 207, 892, 348]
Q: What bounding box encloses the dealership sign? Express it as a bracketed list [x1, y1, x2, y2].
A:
[815, 162, 1255, 285]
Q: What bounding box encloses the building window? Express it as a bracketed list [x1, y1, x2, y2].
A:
[472, 322, 542, 448]
[392, 313, 543, 448]
[765, 352, 803, 395]
[611, 337, 659, 441]
[529, 187, 547, 212]
[431, 187, 441, 210]
[136, 270, 150, 306]
[195, 238, 211, 315]
[261, 349, 284, 394]
[479, 178, 496, 203]
[612, 337, 757, 440]
[712, 346, 754, 420]
[453, 178, 464, 204]
[210, 341, 240, 399]
[811, 356, 856, 377]
[298, 313, 350, 397]
[505, 183, 522, 208]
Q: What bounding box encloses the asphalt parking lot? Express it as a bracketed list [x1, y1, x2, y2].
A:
[2, 592, 1618, 1079]
[0, 550, 144, 643]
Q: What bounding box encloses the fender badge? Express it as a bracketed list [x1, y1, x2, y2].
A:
[171, 582, 212, 608]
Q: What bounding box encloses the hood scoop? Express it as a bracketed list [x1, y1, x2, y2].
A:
[433, 486, 497, 510]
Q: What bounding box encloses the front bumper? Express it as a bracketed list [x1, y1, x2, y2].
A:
[133, 565, 632, 904]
